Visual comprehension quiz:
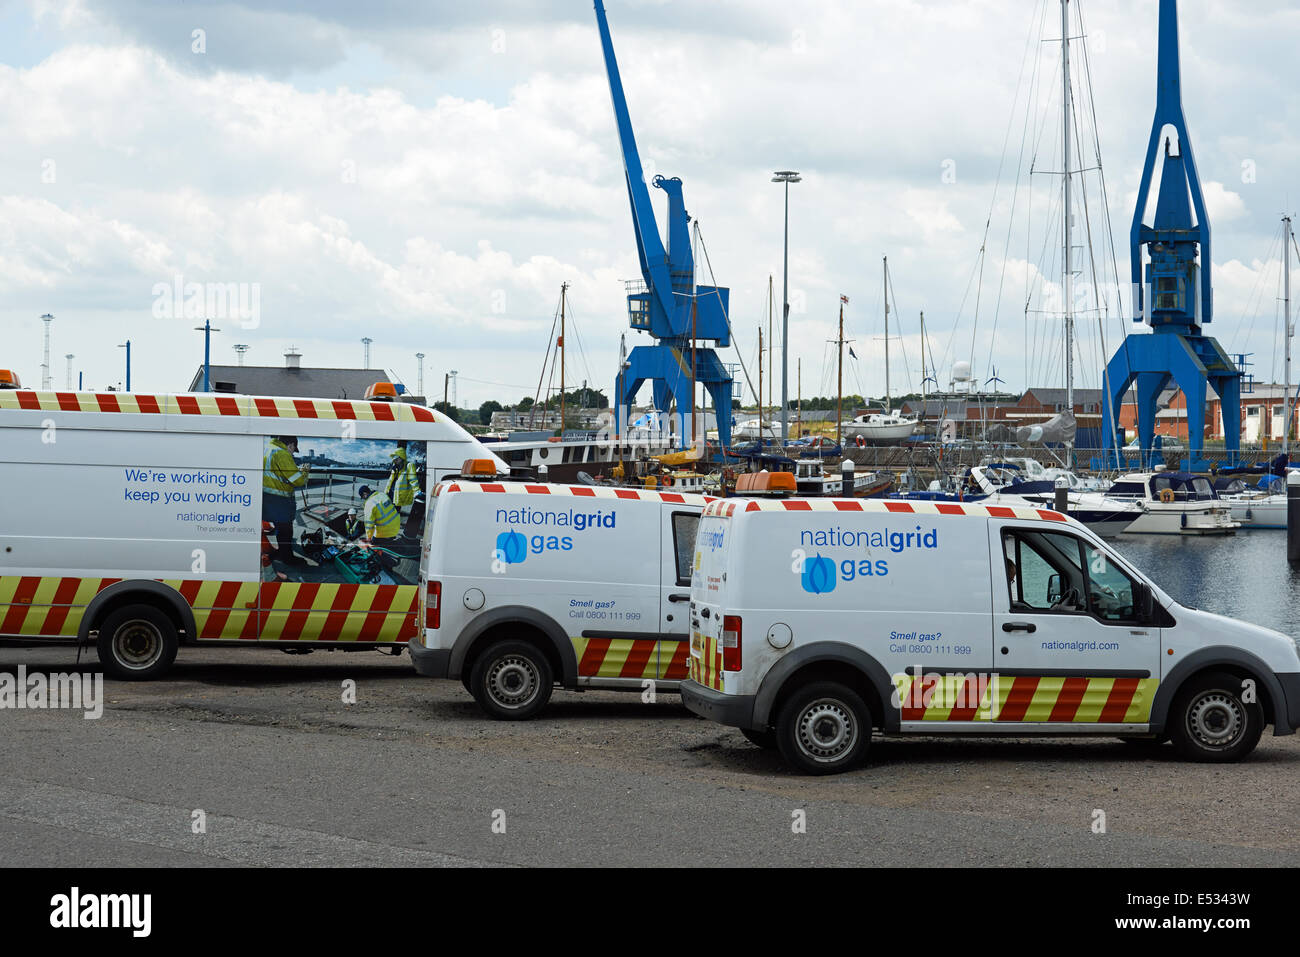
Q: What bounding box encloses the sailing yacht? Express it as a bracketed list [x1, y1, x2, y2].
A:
[842, 410, 917, 445]
[840, 257, 916, 445]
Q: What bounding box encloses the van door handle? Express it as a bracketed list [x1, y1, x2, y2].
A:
[668, 593, 690, 603]
[1002, 621, 1037, 633]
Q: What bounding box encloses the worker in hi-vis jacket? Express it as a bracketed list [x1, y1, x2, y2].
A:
[262, 435, 311, 562]
[356, 484, 401, 544]
[386, 441, 419, 517]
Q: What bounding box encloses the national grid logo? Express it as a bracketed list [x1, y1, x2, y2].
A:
[792, 524, 940, 595]
[491, 505, 617, 565]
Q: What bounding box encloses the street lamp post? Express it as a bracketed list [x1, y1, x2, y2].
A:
[772, 170, 801, 442]
[194, 320, 221, 392]
[118, 341, 131, 392]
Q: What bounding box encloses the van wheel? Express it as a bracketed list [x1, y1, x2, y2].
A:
[741, 727, 777, 750]
[96, 604, 179, 680]
[1168, 672, 1263, 763]
[469, 640, 554, 720]
[775, 682, 871, 775]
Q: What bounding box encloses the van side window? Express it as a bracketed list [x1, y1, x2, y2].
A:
[670, 512, 699, 586]
[1002, 530, 1141, 622]
[1001, 530, 1087, 612]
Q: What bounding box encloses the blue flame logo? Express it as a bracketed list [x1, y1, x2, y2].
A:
[801, 553, 836, 594]
[496, 529, 527, 564]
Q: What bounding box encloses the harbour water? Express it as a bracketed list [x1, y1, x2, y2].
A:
[1112, 531, 1299, 636]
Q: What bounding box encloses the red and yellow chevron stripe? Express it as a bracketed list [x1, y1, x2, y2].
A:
[892, 673, 1157, 723]
[572, 636, 690, 681]
[0, 575, 417, 644]
[0, 389, 439, 423]
[0, 576, 120, 637]
[256, 581, 418, 642]
[688, 628, 725, 691]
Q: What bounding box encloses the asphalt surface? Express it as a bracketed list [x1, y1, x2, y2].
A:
[2, 645, 1299, 867]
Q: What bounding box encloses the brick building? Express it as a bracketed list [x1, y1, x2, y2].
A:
[1116, 383, 1296, 444]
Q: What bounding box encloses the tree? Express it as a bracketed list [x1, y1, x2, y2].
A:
[517, 396, 535, 411]
[478, 400, 503, 425]
[433, 401, 459, 422]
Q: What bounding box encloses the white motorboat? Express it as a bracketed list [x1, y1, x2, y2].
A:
[791, 458, 891, 497]
[1211, 478, 1286, 529]
[841, 410, 916, 445]
[1103, 471, 1238, 535]
[966, 466, 1142, 537]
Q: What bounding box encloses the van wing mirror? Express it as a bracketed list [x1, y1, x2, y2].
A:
[1046, 573, 1062, 605]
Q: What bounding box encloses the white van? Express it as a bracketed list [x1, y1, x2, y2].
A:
[681, 477, 1300, 774]
[408, 462, 711, 718]
[0, 376, 505, 678]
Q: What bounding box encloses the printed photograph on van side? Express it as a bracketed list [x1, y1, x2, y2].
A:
[261, 435, 427, 586]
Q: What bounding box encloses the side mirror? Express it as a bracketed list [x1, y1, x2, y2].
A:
[1135, 582, 1154, 622]
[1046, 573, 1062, 605]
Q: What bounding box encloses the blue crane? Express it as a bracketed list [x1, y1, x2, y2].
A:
[594, 0, 734, 450]
[1096, 0, 1240, 472]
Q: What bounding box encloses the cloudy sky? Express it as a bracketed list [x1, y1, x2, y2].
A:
[2, 0, 1297, 408]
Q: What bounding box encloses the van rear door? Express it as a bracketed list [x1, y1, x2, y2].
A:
[688, 510, 729, 691]
[658, 506, 699, 680]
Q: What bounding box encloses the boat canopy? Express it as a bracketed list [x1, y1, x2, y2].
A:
[1150, 472, 1216, 500]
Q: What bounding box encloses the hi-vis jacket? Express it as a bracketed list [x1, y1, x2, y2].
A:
[364, 491, 401, 539]
[263, 439, 308, 496]
[390, 448, 419, 507]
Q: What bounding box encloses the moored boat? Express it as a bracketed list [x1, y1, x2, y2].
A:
[1103, 471, 1237, 535]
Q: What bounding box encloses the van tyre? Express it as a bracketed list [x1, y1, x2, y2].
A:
[469, 639, 554, 720]
[741, 727, 777, 750]
[1168, 672, 1263, 763]
[96, 604, 178, 680]
[776, 682, 871, 775]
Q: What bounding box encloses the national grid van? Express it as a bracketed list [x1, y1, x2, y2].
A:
[408, 461, 711, 718]
[680, 475, 1300, 774]
[0, 375, 505, 678]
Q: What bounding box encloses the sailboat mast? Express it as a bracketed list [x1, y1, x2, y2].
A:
[758, 324, 764, 441]
[920, 309, 927, 413]
[1286, 214, 1293, 460]
[1061, 0, 1075, 433]
[759, 273, 769, 416]
[837, 297, 846, 448]
[560, 281, 568, 433]
[797, 358, 802, 438]
[883, 256, 891, 412]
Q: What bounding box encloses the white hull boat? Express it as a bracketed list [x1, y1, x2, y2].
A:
[1103, 471, 1237, 535]
[1220, 494, 1286, 529]
[966, 467, 1141, 536]
[841, 411, 916, 445]
[791, 459, 888, 497]
[1211, 478, 1287, 529]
